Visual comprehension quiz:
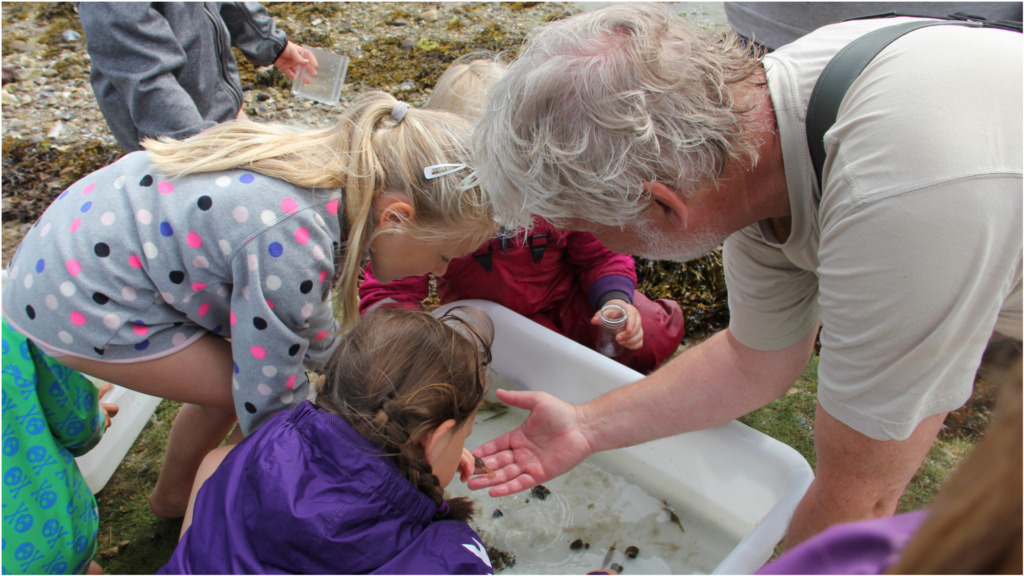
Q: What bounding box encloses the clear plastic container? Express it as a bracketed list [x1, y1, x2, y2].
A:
[596, 303, 626, 357]
[291, 45, 349, 106]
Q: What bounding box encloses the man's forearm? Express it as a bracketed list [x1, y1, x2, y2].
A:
[580, 326, 818, 453]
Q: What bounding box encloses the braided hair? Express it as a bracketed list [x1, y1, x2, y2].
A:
[315, 306, 493, 522]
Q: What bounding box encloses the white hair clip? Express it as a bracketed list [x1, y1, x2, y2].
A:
[391, 102, 410, 123]
[423, 163, 469, 180]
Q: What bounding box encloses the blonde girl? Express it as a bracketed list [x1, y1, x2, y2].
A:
[1, 91, 494, 518]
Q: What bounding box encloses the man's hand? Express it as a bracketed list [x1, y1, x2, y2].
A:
[468, 388, 594, 497]
[275, 41, 317, 82]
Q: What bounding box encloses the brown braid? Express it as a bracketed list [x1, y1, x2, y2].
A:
[315, 306, 493, 522]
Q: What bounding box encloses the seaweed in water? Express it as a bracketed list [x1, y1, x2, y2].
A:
[530, 484, 551, 500]
[487, 546, 516, 572]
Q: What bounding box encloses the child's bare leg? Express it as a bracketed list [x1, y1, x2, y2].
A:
[181, 444, 235, 539]
[150, 403, 237, 517]
[58, 335, 236, 518]
[87, 561, 104, 575]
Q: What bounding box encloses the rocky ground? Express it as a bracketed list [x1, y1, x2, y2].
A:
[1, 2, 578, 263]
[1, 2, 727, 259]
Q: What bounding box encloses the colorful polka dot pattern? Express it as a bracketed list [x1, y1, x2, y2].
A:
[2, 151, 344, 435]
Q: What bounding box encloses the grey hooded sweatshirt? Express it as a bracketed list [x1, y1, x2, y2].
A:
[79, 2, 288, 152]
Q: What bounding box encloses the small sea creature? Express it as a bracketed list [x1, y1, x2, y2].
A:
[474, 455, 496, 478]
[610, 562, 624, 573]
[492, 509, 503, 519]
[662, 500, 685, 533]
[530, 484, 551, 500]
[570, 538, 585, 550]
[624, 545, 639, 559]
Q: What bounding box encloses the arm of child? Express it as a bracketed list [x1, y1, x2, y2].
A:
[562, 229, 638, 309]
[39, 359, 108, 457]
[219, 2, 289, 67]
[228, 215, 340, 435]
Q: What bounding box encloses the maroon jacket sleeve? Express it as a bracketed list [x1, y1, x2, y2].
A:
[358, 263, 430, 315]
[555, 220, 637, 310]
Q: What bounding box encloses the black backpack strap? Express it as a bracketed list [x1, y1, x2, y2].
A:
[473, 245, 493, 273]
[528, 233, 548, 263]
[805, 20, 983, 198]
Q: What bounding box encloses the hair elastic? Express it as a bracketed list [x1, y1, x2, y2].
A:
[391, 102, 410, 124]
[438, 499, 450, 517]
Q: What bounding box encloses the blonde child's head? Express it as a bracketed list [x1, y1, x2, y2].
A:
[427, 53, 507, 122]
[315, 306, 493, 521]
[142, 91, 496, 328]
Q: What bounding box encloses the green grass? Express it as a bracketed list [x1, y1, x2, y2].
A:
[738, 353, 975, 514]
[739, 355, 820, 469]
[93, 401, 184, 574]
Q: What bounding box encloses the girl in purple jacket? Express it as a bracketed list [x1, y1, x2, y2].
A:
[161, 306, 495, 574]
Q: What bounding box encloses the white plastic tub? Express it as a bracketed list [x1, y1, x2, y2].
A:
[75, 381, 163, 494]
[438, 300, 814, 574]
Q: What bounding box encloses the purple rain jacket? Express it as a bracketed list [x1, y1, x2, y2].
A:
[756, 510, 927, 574]
[160, 401, 494, 574]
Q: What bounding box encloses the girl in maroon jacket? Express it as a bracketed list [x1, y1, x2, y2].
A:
[359, 56, 684, 373]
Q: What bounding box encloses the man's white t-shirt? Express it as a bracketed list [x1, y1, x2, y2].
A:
[724, 17, 1022, 440]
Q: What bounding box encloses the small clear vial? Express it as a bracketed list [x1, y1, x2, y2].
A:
[596, 303, 627, 357]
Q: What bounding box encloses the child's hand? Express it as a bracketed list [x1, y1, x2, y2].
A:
[458, 448, 476, 483]
[97, 383, 120, 430]
[592, 299, 644, 351]
[459, 448, 496, 482]
[275, 41, 318, 82]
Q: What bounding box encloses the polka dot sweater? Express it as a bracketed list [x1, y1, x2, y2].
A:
[2, 151, 344, 435]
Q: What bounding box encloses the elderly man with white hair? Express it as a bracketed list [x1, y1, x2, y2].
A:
[468, 3, 1021, 548]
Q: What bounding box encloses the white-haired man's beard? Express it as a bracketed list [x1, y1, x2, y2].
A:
[633, 220, 725, 263]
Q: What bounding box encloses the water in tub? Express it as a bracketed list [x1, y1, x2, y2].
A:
[446, 371, 743, 574]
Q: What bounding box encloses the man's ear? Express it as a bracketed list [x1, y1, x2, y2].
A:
[419, 419, 457, 465]
[375, 193, 415, 230]
[643, 181, 688, 229]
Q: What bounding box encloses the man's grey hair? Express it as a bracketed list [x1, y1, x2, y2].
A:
[474, 3, 764, 230]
